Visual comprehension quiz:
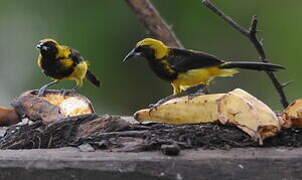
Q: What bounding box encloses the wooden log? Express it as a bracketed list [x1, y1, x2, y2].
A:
[0, 90, 302, 152]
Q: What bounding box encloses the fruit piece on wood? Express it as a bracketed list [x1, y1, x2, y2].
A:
[11, 90, 95, 124]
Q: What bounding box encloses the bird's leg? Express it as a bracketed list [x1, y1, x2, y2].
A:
[149, 94, 179, 109]
[61, 85, 80, 96]
[148, 94, 181, 114]
[38, 80, 59, 96]
[183, 84, 208, 96]
[149, 84, 208, 111]
[187, 84, 209, 99]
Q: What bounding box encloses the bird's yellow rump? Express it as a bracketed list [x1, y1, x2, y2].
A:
[36, 39, 100, 96]
[123, 38, 284, 95]
[172, 67, 238, 94]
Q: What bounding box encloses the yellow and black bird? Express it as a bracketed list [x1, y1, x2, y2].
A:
[123, 38, 284, 95]
[36, 39, 100, 96]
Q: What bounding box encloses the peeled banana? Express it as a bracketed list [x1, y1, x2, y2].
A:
[135, 89, 280, 142]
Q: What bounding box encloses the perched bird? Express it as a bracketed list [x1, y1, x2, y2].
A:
[123, 38, 284, 95]
[36, 39, 100, 96]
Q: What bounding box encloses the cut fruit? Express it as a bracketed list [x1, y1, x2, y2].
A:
[135, 88, 280, 142]
[135, 94, 225, 125]
[11, 90, 95, 124]
[282, 99, 302, 128]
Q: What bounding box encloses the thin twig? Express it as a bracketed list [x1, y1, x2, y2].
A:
[124, 0, 183, 48]
[249, 16, 267, 60]
[202, 0, 289, 108]
[282, 80, 294, 88]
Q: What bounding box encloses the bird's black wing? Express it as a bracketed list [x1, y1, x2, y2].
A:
[167, 48, 224, 72]
[69, 48, 85, 64]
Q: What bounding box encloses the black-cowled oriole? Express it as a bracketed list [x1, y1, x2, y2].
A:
[123, 38, 284, 95]
[36, 39, 100, 96]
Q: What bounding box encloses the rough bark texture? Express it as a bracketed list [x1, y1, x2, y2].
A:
[1, 113, 302, 151]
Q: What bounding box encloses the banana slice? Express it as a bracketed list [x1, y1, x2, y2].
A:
[282, 99, 302, 128]
[217, 89, 280, 142]
[135, 93, 225, 125]
[135, 88, 280, 142]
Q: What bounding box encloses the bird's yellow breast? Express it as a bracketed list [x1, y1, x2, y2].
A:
[171, 67, 238, 94]
[61, 61, 88, 86]
[56, 45, 71, 59]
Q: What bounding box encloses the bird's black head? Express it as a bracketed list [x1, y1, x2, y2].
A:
[36, 39, 59, 58]
[123, 38, 169, 62]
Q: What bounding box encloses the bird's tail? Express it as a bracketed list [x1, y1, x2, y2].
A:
[86, 70, 101, 87]
[220, 61, 285, 71]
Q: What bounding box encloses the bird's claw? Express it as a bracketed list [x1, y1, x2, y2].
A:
[60, 89, 74, 96]
[148, 103, 156, 108]
[148, 99, 166, 114]
[148, 103, 159, 114]
[37, 88, 46, 97]
[188, 91, 206, 100]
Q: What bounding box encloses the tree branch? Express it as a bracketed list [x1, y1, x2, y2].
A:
[202, 0, 289, 108]
[124, 0, 183, 48]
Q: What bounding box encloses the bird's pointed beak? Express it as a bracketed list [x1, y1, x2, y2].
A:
[123, 48, 142, 62]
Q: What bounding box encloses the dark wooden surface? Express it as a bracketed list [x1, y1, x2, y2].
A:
[0, 147, 301, 180]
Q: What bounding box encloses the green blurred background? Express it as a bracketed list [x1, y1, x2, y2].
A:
[0, 0, 299, 115]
